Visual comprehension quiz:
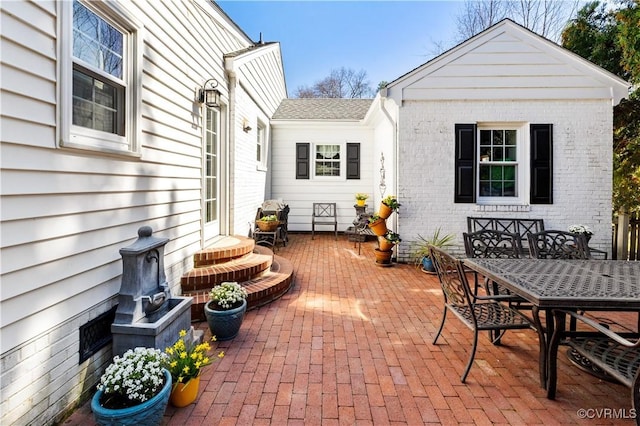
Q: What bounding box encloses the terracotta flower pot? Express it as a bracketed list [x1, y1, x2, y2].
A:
[374, 248, 393, 264]
[368, 218, 388, 236]
[378, 237, 395, 252]
[378, 203, 393, 219]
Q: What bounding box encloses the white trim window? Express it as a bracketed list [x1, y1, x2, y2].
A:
[455, 122, 552, 205]
[256, 122, 267, 169]
[296, 142, 360, 180]
[60, 0, 142, 155]
[477, 124, 527, 204]
[314, 144, 341, 177]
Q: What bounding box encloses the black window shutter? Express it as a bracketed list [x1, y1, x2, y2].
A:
[454, 123, 477, 203]
[530, 124, 553, 204]
[346, 143, 360, 179]
[296, 143, 310, 179]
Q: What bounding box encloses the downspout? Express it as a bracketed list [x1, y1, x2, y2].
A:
[379, 87, 400, 260]
[224, 58, 237, 236]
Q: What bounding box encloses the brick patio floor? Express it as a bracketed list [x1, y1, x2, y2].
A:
[63, 233, 637, 425]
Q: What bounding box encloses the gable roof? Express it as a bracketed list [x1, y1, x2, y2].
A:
[272, 98, 373, 120]
[385, 19, 630, 105]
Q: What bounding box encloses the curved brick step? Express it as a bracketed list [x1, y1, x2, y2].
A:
[181, 251, 273, 292]
[187, 253, 294, 322]
[193, 235, 255, 267]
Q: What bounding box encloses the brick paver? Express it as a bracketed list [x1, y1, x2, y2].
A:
[63, 233, 637, 425]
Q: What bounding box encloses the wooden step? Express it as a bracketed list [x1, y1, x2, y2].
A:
[186, 252, 294, 321]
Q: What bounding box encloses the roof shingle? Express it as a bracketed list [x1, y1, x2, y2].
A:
[272, 98, 373, 120]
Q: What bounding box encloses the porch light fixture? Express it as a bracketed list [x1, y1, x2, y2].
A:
[242, 119, 252, 133]
[197, 78, 220, 108]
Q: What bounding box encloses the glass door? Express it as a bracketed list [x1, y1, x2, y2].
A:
[203, 106, 220, 240]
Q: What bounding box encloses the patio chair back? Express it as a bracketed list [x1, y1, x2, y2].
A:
[527, 230, 591, 259]
[429, 245, 472, 307]
[463, 229, 522, 259]
[463, 230, 526, 306]
[429, 245, 534, 383]
[312, 202, 338, 240]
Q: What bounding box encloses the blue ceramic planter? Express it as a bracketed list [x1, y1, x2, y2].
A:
[422, 256, 435, 272]
[204, 298, 247, 341]
[91, 368, 171, 426]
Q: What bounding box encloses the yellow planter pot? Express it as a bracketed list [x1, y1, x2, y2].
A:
[170, 376, 200, 408]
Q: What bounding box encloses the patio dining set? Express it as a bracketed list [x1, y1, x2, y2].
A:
[429, 216, 640, 424]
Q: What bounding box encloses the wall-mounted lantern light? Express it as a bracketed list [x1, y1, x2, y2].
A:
[197, 78, 220, 108]
[242, 119, 252, 133]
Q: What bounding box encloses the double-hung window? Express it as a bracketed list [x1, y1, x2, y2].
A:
[60, 0, 142, 154]
[455, 123, 553, 205]
[295, 142, 361, 180]
[478, 127, 520, 200]
[315, 144, 341, 177]
[256, 122, 267, 169]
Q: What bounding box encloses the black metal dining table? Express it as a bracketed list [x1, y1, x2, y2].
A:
[461, 258, 640, 391]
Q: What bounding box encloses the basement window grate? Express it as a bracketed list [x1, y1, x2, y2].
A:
[79, 306, 116, 364]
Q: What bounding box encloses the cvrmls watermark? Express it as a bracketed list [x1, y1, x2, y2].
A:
[577, 408, 637, 420]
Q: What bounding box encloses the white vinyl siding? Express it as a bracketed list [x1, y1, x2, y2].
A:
[0, 1, 285, 425]
[388, 21, 628, 104]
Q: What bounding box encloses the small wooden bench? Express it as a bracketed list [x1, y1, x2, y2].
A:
[548, 310, 640, 420]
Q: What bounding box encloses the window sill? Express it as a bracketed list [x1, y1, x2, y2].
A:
[474, 204, 531, 212]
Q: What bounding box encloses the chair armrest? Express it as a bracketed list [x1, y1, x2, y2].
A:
[555, 309, 640, 348]
[472, 294, 520, 302]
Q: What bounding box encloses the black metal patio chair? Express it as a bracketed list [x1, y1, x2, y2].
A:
[527, 230, 591, 260]
[430, 245, 535, 383]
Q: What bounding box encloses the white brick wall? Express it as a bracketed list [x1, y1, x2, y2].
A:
[1, 301, 115, 425]
[395, 99, 613, 261]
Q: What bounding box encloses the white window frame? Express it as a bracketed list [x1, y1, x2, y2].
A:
[256, 121, 267, 170]
[313, 143, 344, 180]
[59, 0, 143, 155]
[476, 122, 528, 205]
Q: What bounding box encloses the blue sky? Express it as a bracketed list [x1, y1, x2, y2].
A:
[217, 1, 464, 96]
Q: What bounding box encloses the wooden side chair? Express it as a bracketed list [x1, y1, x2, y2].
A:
[527, 230, 591, 259]
[311, 202, 337, 240]
[429, 246, 534, 383]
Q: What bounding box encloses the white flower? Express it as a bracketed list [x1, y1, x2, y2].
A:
[97, 347, 168, 404]
[209, 282, 248, 310]
[568, 224, 593, 235]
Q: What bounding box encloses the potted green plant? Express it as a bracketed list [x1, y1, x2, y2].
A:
[91, 347, 171, 425]
[411, 228, 455, 273]
[367, 213, 388, 236]
[355, 193, 369, 206]
[256, 214, 279, 231]
[379, 195, 400, 219]
[165, 329, 224, 407]
[379, 231, 401, 252]
[204, 281, 249, 341]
